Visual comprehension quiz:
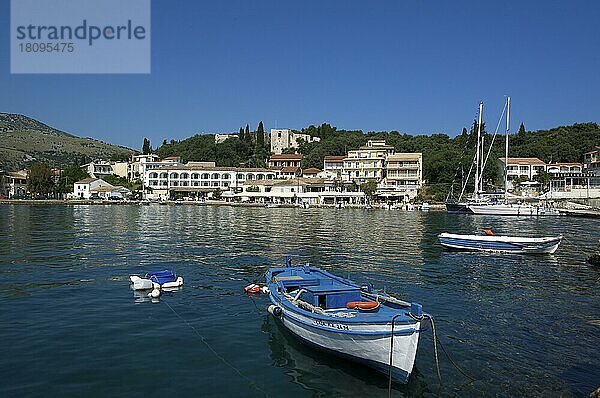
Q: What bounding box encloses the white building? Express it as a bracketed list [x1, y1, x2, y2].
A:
[270, 129, 320, 155]
[323, 156, 345, 179]
[498, 157, 546, 182]
[343, 140, 395, 183]
[377, 153, 423, 201]
[6, 170, 28, 198]
[268, 154, 303, 179]
[236, 178, 365, 206]
[128, 154, 182, 181]
[143, 164, 277, 200]
[82, 161, 113, 179]
[546, 163, 583, 174]
[584, 146, 600, 175]
[72, 178, 114, 199]
[215, 133, 239, 144]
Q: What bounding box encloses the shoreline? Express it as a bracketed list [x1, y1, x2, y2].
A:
[0, 199, 447, 210]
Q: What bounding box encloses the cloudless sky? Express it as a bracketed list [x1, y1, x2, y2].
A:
[1, 0, 599, 150]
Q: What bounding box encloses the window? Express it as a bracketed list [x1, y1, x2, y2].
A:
[180, 173, 189, 179]
[170, 173, 179, 179]
[222, 173, 230, 180]
[211, 173, 219, 179]
[202, 173, 209, 179]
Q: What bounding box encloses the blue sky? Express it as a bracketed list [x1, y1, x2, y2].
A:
[1, 0, 599, 150]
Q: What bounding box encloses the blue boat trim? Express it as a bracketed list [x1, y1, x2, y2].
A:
[282, 309, 419, 337]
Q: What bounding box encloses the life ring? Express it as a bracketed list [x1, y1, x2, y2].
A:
[346, 301, 380, 311]
[244, 284, 261, 294]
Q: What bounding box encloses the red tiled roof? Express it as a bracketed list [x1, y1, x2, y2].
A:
[324, 156, 345, 162]
[302, 167, 322, 173]
[281, 166, 300, 173]
[269, 154, 303, 160]
[498, 157, 545, 165]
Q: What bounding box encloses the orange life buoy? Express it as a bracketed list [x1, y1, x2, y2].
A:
[346, 301, 380, 311]
[244, 284, 261, 294]
[482, 229, 494, 236]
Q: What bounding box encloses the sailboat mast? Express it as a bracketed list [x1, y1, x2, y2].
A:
[505, 96, 510, 199]
[474, 101, 483, 195]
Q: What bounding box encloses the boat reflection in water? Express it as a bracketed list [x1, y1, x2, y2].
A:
[262, 316, 429, 396]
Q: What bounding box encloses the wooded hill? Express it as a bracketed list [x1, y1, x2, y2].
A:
[155, 121, 600, 195]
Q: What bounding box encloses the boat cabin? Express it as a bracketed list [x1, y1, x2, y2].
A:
[274, 267, 361, 310]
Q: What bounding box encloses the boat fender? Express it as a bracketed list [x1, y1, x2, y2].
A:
[268, 305, 282, 317]
[130, 276, 154, 290]
[244, 283, 261, 294]
[346, 301, 381, 311]
[162, 276, 184, 288]
[148, 288, 161, 298]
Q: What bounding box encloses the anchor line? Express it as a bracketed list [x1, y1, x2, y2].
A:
[161, 297, 270, 397]
[419, 314, 477, 384]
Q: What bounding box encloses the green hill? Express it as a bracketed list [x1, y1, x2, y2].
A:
[0, 113, 134, 171]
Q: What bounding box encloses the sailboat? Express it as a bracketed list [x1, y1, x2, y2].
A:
[466, 97, 559, 216]
[445, 101, 487, 213]
[447, 98, 558, 216]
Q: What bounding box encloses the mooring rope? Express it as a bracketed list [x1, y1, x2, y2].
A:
[161, 297, 270, 397]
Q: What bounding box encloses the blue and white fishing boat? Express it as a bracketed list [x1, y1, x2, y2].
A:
[266, 259, 426, 383]
[438, 232, 562, 254]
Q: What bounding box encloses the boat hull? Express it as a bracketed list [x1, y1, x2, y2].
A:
[269, 294, 420, 383]
[445, 202, 473, 213]
[467, 204, 559, 216]
[438, 233, 562, 254]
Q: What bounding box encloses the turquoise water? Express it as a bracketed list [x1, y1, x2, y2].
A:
[0, 205, 598, 397]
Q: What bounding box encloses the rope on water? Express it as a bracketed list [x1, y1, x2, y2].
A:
[161, 297, 270, 397]
[427, 315, 443, 386]
[432, 321, 477, 383]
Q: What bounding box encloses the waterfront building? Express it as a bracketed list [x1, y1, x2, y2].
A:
[235, 177, 365, 205]
[498, 157, 546, 185]
[143, 164, 276, 200]
[343, 140, 395, 183]
[584, 146, 600, 175]
[377, 153, 423, 201]
[301, 167, 322, 178]
[128, 154, 182, 181]
[268, 154, 303, 179]
[323, 156, 345, 179]
[6, 170, 28, 198]
[72, 178, 114, 199]
[546, 163, 583, 174]
[270, 129, 320, 155]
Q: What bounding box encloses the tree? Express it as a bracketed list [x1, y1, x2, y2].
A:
[56, 164, 90, 196]
[518, 122, 526, 135]
[211, 188, 222, 200]
[238, 127, 244, 140]
[360, 180, 378, 200]
[256, 121, 265, 147]
[27, 163, 54, 198]
[142, 138, 152, 154]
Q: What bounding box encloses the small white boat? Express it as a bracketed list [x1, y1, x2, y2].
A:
[438, 232, 562, 254]
[130, 270, 184, 290]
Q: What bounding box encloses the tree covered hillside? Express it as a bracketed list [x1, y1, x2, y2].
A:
[154, 121, 600, 193]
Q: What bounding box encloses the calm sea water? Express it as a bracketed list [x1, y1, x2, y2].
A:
[0, 204, 598, 397]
